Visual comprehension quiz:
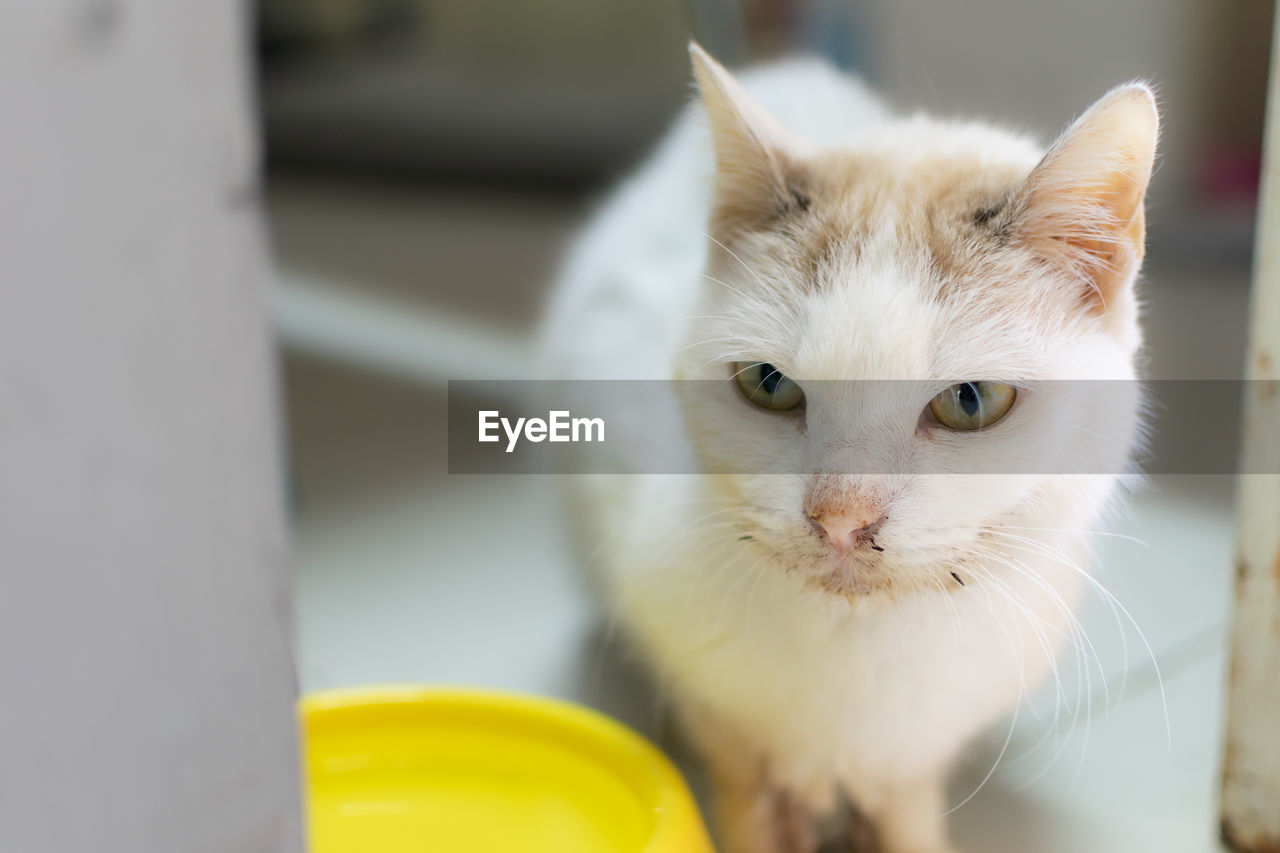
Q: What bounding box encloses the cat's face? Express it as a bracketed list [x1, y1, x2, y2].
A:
[674, 46, 1156, 599]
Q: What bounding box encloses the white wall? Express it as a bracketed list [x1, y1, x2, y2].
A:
[863, 0, 1215, 213]
[0, 4, 303, 852]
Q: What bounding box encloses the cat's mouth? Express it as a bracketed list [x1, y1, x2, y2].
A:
[775, 535, 901, 599]
[809, 554, 900, 599]
[738, 512, 947, 599]
[770, 532, 958, 601]
[806, 542, 976, 602]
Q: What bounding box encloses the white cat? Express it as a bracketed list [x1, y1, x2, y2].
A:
[542, 44, 1156, 853]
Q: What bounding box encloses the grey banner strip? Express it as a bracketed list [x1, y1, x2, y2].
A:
[447, 380, 1275, 475]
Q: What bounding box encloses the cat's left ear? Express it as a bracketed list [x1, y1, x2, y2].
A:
[1013, 83, 1159, 312]
[689, 42, 812, 235]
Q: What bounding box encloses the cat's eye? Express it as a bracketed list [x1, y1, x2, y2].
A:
[733, 362, 806, 411]
[928, 382, 1017, 431]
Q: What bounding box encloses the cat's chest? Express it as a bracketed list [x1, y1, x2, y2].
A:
[617, 521, 1083, 790]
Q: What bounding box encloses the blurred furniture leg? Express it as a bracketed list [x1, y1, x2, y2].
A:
[1221, 5, 1280, 852]
[0, 4, 302, 853]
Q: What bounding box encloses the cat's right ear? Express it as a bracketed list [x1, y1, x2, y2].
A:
[1010, 83, 1159, 313]
[689, 43, 811, 235]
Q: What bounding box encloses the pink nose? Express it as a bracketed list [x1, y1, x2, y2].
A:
[812, 509, 885, 552]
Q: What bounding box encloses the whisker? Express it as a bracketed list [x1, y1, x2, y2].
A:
[993, 524, 1148, 547]
[942, 584, 1025, 818]
[700, 232, 770, 289]
[698, 271, 754, 302]
[984, 528, 1169, 744]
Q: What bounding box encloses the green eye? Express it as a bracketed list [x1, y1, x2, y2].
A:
[733, 362, 805, 411]
[928, 381, 1017, 430]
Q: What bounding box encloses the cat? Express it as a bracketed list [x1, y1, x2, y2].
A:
[542, 43, 1157, 853]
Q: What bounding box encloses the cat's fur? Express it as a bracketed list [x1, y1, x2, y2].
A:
[543, 45, 1156, 853]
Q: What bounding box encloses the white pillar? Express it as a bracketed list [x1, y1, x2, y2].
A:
[1221, 5, 1280, 852]
[0, 4, 303, 852]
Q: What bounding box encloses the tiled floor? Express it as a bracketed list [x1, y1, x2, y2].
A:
[276, 178, 1250, 852]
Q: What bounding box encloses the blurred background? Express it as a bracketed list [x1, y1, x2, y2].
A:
[260, 2, 1272, 850]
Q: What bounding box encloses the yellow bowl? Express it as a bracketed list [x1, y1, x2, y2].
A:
[301, 686, 714, 853]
